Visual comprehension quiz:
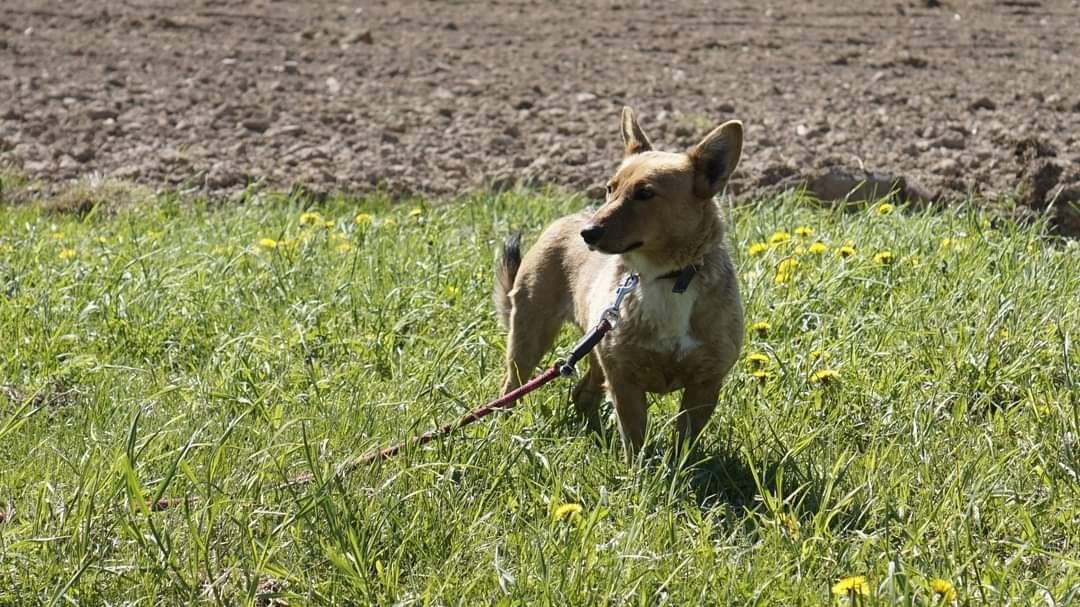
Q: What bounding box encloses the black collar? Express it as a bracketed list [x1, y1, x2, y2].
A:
[656, 264, 698, 294]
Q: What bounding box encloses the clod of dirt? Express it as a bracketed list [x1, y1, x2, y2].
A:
[970, 96, 997, 111]
[804, 167, 931, 205]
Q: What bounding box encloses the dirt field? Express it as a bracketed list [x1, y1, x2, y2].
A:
[2, 0, 1079, 223]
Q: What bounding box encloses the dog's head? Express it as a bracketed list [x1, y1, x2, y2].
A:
[581, 107, 742, 267]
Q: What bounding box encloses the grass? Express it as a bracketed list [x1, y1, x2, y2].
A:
[0, 184, 1077, 605]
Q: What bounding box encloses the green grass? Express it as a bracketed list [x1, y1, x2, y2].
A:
[0, 186, 1077, 605]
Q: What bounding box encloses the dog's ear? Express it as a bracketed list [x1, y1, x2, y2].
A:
[687, 120, 743, 198]
[621, 106, 653, 157]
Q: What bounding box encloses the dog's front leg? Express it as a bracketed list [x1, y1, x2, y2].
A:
[609, 379, 648, 459]
[675, 381, 720, 454]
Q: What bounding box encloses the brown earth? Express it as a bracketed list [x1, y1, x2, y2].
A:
[2, 0, 1079, 227]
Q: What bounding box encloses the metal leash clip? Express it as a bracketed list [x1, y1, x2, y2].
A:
[601, 273, 640, 327]
[557, 273, 640, 376]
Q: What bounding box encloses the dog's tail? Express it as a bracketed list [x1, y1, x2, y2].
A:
[494, 232, 523, 328]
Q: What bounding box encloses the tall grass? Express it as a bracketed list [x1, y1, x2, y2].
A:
[0, 187, 1076, 604]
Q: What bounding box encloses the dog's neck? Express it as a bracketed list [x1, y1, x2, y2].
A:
[622, 205, 724, 292]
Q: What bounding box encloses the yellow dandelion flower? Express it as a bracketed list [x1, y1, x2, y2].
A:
[774, 271, 793, 285]
[794, 226, 813, 237]
[875, 202, 894, 215]
[780, 513, 801, 537]
[299, 211, 324, 225]
[383, 218, 397, 228]
[443, 285, 461, 299]
[336, 242, 353, 253]
[322, 218, 336, 229]
[929, 578, 956, 602]
[808, 241, 828, 255]
[97, 236, 108, 244]
[997, 328, 1009, 339]
[146, 230, 163, 242]
[1043, 322, 1058, 337]
[748, 242, 769, 257]
[553, 503, 583, 521]
[258, 238, 278, 250]
[768, 231, 791, 245]
[747, 352, 770, 366]
[837, 244, 856, 259]
[355, 213, 375, 227]
[751, 321, 770, 335]
[832, 576, 869, 597]
[330, 231, 348, 242]
[778, 258, 800, 273]
[50, 231, 66, 241]
[873, 251, 894, 265]
[750, 369, 773, 382]
[813, 368, 839, 383]
[59, 248, 77, 260]
[809, 349, 828, 361]
[408, 207, 423, 218]
[794, 245, 807, 256]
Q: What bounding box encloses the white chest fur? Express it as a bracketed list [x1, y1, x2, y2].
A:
[587, 259, 702, 357]
[630, 281, 701, 355]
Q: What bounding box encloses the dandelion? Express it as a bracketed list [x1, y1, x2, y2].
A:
[873, 251, 894, 265]
[837, 244, 855, 259]
[748, 242, 769, 257]
[809, 349, 828, 361]
[442, 285, 461, 299]
[813, 368, 839, 383]
[355, 213, 374, 227]
[875, 202, 894, 215]
[146, 230, 163, 242]
[774, 271, 793, 285]
[747, 352, 770, 367]
[50, 231, 66, 241]
[750, 369, 773, 382]
[780, 513, 801, 537]
[778, 258, 800, 273]
[97, 236, 109, 244]
[768, 230, 791, 245]
[408, 207, 423, 219]
[258, 238, 278, 250]
[794, 245, 807, 256]
[751, 321, 770, 336]
[997, 328, 1009, 339]
[832, 576, 869, 597]
[553, 503, 583, 521]
[336, 242, 352, 253]
[299, 211, 324, 225]
[794, 226, 813, 237]
[929, 578, 956, 602]
[808, 241, 828, 255]
[59, 248, 77, 260]
[383, 218, 397, 228]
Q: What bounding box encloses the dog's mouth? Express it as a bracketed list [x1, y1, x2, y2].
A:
[589, 241, 643, 254]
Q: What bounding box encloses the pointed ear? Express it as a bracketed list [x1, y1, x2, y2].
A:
[621, 106, 653, 157]
[687, 120, 743, 198]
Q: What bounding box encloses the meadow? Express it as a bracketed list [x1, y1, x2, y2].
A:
[0, 181, 1077, 605]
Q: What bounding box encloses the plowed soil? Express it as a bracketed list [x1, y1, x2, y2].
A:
[2, 0, 1079, 223]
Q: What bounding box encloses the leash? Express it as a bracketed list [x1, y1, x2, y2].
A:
[147, 273, 640, 512]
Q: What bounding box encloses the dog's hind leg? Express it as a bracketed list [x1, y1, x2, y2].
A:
[571, 353, 606, 431]
[501, 301, 565, 394]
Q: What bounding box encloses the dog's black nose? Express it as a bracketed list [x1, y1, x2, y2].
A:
[580, 224, 605, 245]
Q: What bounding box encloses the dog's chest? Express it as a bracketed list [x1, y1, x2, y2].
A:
[611, 284, 701, 357]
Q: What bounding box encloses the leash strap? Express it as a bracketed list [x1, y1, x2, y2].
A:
[149, 273, 641, 511]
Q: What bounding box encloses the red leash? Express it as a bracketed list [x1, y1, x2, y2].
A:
[147, 274, 640, 512]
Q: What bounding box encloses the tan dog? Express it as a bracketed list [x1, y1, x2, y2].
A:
[494, 107, 744, 456]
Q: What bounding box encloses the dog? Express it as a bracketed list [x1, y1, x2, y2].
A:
[494, 107, 744, 457]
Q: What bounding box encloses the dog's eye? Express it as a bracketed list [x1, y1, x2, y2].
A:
[636, 186, 655, 200]
[605, 183, 614, 196]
